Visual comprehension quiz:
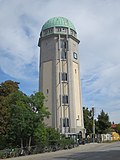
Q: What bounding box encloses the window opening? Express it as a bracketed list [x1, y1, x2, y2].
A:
[62, 95, 68, 104]
[63, 118, 69, 127]
[61, 51, 67, 59]
[62, 72, 67, 81]
[47, 89, 49, 94]
[73, 52, 77, 60]
[61, 40, 68, 49]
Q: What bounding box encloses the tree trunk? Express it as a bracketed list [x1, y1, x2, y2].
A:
[28, 136, 31, 152]
[21, 138, 23, 148]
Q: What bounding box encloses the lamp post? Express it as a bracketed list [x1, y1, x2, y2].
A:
[92, 107, 95, 143]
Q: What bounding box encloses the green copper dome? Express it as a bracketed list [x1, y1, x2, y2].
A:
[42, 17, 76, 31]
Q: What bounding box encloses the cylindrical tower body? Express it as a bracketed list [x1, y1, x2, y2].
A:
[38, 17, 84, 134]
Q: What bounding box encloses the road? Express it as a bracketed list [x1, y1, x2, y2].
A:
[4, 141, 120, 160]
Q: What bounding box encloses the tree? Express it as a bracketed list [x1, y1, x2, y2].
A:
[0, 80, 51, 149]
[30, 92, 50, 121]
[83, 107, 93, 135]
[0, 80, 20, 133]
[8, 91, 50, 148]
[34, 123, 47, 147]
[28, 92, 50, 148]
[0, 80, 19, 96]
[0, 96, 10, 135]
[96, 110, 111, 134]
[8, 91, 33, 148]
[115, 123, 120, 134]
[0, 80, 20, 149]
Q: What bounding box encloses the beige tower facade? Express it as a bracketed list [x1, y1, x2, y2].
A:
[38, 17, 84, 135]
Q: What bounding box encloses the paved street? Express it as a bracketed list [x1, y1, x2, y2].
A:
[4, 141, 120, 160]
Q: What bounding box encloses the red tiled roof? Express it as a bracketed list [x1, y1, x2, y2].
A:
[111, 124, 117, 128]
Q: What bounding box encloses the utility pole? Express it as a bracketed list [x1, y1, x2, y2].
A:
[92, 107, 95, 143]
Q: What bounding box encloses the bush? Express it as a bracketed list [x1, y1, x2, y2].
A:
[59, 138, 74, 149]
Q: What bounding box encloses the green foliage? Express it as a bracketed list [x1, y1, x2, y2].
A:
[46, 127, 60, 143]
[83, 107, 93, 135]
[0, 80, 19, 97]
[0, 80, 20, 149]
[30, 92, 50, 121]
[59, 137, 74, 149]
[0, 96, 9, 135]
[0, 80, 51, 149]
[115, 123, 120, 134]
[34, 123, 47, 147]
[96, 110, 111, 134]
[83, 107, 112, 135]
[0, 80, 79, 154]
[7, 91, 33, 147]
[7, 91, 51, 148]
[34, 127, 61, 148]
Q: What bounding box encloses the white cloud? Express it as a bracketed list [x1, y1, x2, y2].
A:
[0, 0, 39, 80]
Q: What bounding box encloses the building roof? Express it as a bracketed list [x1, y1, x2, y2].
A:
[111, 123, 117, 129]
[42, 17, 76, 31]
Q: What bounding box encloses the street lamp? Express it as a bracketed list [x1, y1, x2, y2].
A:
[92, 107, 95, 143]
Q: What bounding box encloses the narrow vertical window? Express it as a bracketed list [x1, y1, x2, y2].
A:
[62, 72, 67, 81]
[62, 95, 68, 104]
[75, 69, 77, 73]
[64, 42, 67, 48]
[61, 40, 68, 49]
[63, 118, 69, 127]
[61, 51, 67, 59]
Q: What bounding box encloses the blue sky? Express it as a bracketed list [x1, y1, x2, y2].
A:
[0, 0, 120, 123]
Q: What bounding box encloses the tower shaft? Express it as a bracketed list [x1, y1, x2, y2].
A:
[38, 17, 84, 135]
